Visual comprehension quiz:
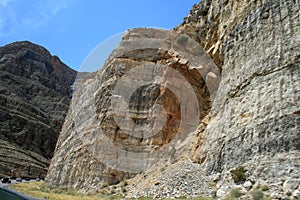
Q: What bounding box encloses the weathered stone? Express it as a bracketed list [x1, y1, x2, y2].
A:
[283, 179, 300, 192]
[46, 0, 300, 198]
[196, 0, 300, 187]
[127, 0, 300, 198]
[212, 173, 221, 182]
[216, 188, 226, 199]
[243, 181, 252, 191]
[235, 186, 248, 195]
[0, 41, 76, 178]
[176, 0, 265, 67]
[293, 190, 300, 199]
[46, 28, 220, 191]
[126, 160, 212, 198]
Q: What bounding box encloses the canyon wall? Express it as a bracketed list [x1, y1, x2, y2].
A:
[47, 0, 300, 198]
[0, 41, 76, 178]
[46, 28, 220, 192]
[128, 0, 300, 198]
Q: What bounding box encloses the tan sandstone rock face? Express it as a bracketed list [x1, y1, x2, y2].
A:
[46, 28, 220, 191]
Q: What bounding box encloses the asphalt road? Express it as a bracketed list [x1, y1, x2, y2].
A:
[0, 180, 42, 200]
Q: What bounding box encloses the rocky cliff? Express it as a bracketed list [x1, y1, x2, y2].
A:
[46, 28, 220, 191]
[47, 0, 300, 199]
[0, 41, 76, 178]
[127, 0, 300, 198]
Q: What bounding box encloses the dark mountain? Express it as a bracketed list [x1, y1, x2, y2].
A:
[0, 41, 77, 178]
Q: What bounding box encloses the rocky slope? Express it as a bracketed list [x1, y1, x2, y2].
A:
[47, 0, 299, 199]
[0, 41, 76, 178]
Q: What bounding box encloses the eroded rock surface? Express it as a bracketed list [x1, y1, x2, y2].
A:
[128, 0, 300, 198]
[201, 0, 300, 172]
[46, 28, 219, 191]
[197, 0, 300, 197]
[175, 0, 264, 67]
[47, 0, 299, 199]
[0, 41, 76, 177]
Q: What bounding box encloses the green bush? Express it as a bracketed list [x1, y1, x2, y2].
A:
[229, 188, 242, 198]
[230, 166, 246, 184]
[102, 182, 109, 188]
[251, 189, 264, 200]
[121, 179, 128, 187]
[209, 182, 217, 188]
[260, 185, 269, 191]
[211, 190, 217, 198]
[160, 167, 166, 172]
[223, 198, 235, 200]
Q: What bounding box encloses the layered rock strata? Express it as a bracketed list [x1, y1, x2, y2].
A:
[128, 0, 300, 198]
[47, 0, 300, 198]
[0, 41, 76, 177]
[46, 28, 220, 191]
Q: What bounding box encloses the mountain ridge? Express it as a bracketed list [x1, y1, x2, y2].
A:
[0, 40, 77, 177]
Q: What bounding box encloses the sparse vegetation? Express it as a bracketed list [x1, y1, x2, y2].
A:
[251, 189, 264, 200]
[102, 182, 109, 188]
[209, 181, 217, 188]
[229, 188, 242, 198]
[11, 182, 217, 200]
[120, 178, 128, 194]
[230, 166, 246, 184]
[162, 197, 214, 200]
[223, 198, 235, 200]
[121, 178, 128, 187]
[10, 182, 115, 200]
[187, 197, 215, 200]
[211, 190, 217, 198]
[260, 185, 269, 191]
[160, 167, 166, 172]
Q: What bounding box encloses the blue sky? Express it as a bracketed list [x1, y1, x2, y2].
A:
[0, 0, 199, 71]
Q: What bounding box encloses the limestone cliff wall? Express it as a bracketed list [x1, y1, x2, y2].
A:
[46, 28, 219, 191]
[177, 0, 299, 198]
[196, 0, 300, 172]
[176, 0, 264, 67]
[196, 0, 300, 196]
[127, 0, 300, 198]
[47, 0, 300, 198]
